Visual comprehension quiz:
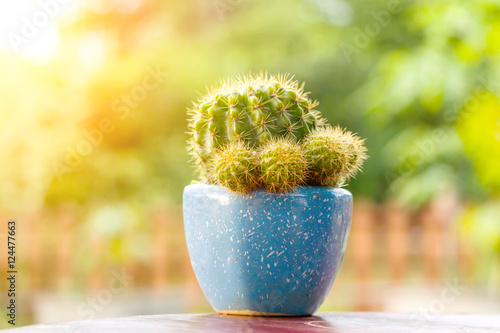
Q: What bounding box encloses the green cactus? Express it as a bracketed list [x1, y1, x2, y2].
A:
[186, 72, 368, 193]
[259, 137, 308, 193]
[303, 126, 367, 187]
[212, 141, 259, 193]
[188, 73, 322, 177]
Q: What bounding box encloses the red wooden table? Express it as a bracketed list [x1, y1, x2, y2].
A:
[7, 312, 500, 332]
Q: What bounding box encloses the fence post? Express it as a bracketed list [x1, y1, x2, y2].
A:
[151, 208, 169, 292]
[25, 211, 43, 291]
[56, 205, 75, 290]
[458, 237, 476, 283]
[385, 202, 410, 282]
[421, 204, 444, 284]
[89, 232, 105, 292]
[351, 199, 376, 310]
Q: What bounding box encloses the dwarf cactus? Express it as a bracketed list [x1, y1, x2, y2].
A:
[303, 126, 367, 187]
[187, 72, 367, 193]
[259, 138, 308, 193]
[188, 73, 322, 176]
[212, 141, 259, 193]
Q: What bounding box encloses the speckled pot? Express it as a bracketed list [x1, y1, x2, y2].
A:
[183, 184, 352, 316]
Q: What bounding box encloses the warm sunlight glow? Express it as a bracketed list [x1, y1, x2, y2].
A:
[77, 32, 108, 70]
[0, 2, 30, 51]
[0, 1, 78, 62]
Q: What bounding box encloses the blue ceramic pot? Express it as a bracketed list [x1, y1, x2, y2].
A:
[183, 184, 352, 316]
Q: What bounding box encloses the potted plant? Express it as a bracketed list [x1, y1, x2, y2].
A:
[183, 73, 367, 316]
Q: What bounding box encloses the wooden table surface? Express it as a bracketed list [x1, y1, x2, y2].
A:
[7, 312, 500, 332]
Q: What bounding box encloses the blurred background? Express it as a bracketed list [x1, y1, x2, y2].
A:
[0, 0, 499, 327]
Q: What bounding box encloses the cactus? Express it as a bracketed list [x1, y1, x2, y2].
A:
[212, 141, 259, 193]
[187, 72, 368, 193]
[188, 73, 322, 177]
[259, 138, 308, 193]
[303, 126, 367, 187]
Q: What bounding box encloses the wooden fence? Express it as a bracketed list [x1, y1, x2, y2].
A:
[0, 199, 476, 311]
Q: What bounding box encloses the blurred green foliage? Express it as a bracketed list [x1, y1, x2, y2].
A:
[1, 0, 499, 277]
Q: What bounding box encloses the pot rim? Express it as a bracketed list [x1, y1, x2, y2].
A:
[183, 183, 352, 198]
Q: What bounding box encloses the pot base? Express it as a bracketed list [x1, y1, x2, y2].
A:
[217, 310, 310, 317]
